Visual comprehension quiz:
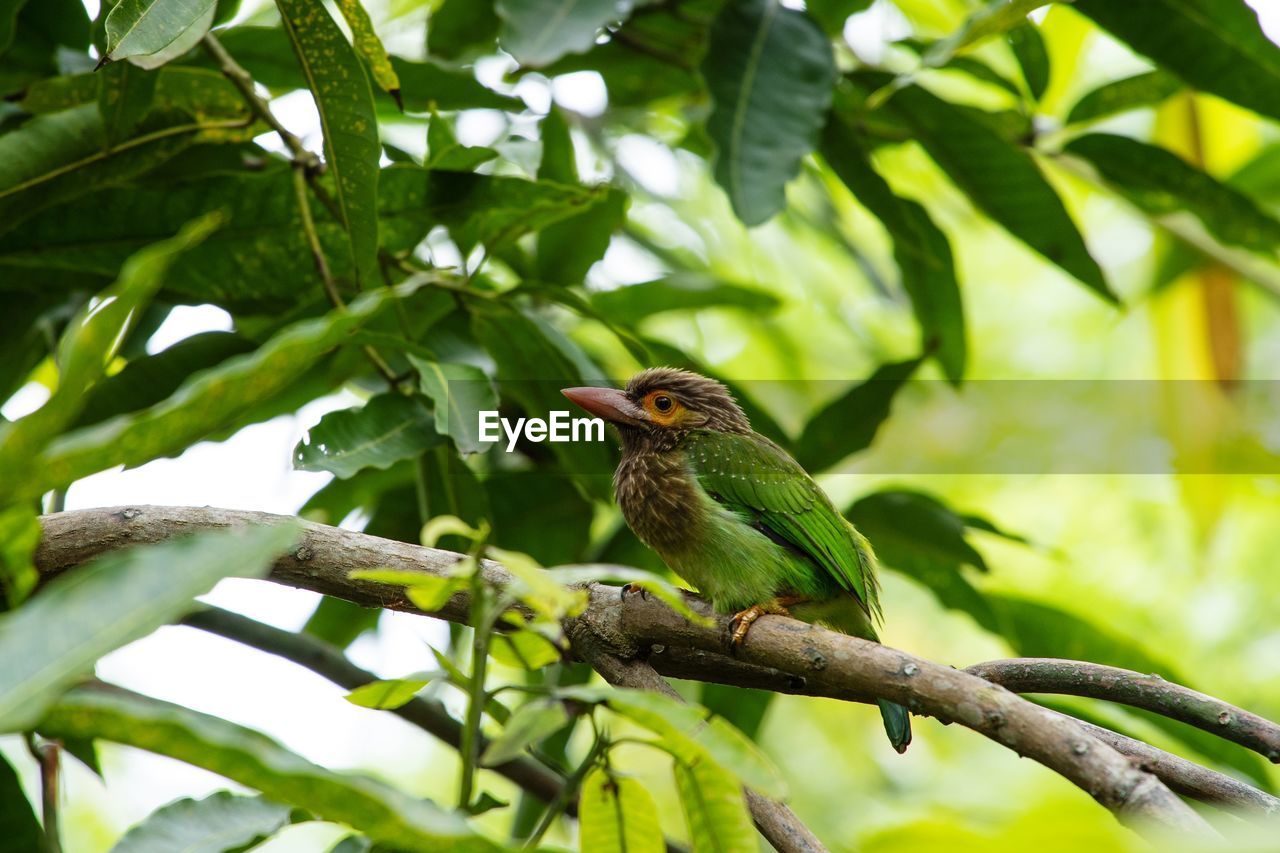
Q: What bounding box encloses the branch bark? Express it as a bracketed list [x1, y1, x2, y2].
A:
[37, 506, 1274, 843]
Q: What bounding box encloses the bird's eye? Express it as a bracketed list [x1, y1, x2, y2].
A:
[653, 394, 674, 413]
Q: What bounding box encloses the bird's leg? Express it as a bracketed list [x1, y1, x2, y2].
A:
[620, 582, 649, 601]
[730, 596, 809, 647]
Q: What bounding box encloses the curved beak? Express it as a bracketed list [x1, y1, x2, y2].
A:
[561, 386, 648, 426]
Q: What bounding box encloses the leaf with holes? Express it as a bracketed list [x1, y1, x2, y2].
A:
[702, 0, 835, 225]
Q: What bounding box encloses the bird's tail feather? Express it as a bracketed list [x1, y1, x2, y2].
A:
[877, 699, 912, 754]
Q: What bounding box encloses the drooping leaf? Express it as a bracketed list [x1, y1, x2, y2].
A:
[0, 504, 40, 608]
[591, 274, 781, 324]
[1064, 69, 1182, 125]
[22, 282, 424, 502]
[846, 489, 989, 574]
[673, 758, 755, 853]
[1073, 0, 1280, 124]
[294, 393, 441, 479]
[276, 0, 380, 287]
[109, 791, 293, 853]
[39, 686, 499, 851]
[1065, 133, 1280, 255]
[794, 356, 921, 472]
[426, 113, 497, 172]
[428, 0, 500, 60]
[410, 357, 497, 456]
[0, 752, 41, 853]
[488, 629, 562, 670]
[334, 0, 400, 104]
[852, 73, 1115, 302]
[345, 677, 435, 710]
[104, 0, 215, 69]
[1007, 23, 1049, 100]
[496, 0, 634, 67]
[702, 0, 835, 225]
[579, 767, 664, 853]
[0, 214, 221, 492]
[98, 61, 158, 146]
[480, 699, 569, 766]
[0, 523, 296, 732]
[303, 596, 381, 649]
[923, 0, 1050, 68]
[391, 57, 523, 112]
[821, 114, 965, 382]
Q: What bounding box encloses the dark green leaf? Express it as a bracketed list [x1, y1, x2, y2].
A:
[794, 357, 921, 472]
[673, 758, 754, 852]
[0, 524, 297, 732]
[480, 699, 569, 766]
[496, 0, 632, 67]
[104, 0, 215, 68]
[1073, 0, 1280, 124]
[847, 489, 988, 574]
[591, 273, 781, 323]
[62, 736, 103, 778]
[699, 683, 772, 741]
[22, 66, 249, 121]
[854, 74, 1115, 302]
[40, 686, 500, 851]
[537, 108, 576, 184]
[426, 114, 497, 172]
[1064, 69, 1182, 125]
[410, 357, 498, 455]
[0, 752, 40, 853]
[0, 0, 33, 54]
[0, 293, 67, 405]
[393, 56, 521, 112]
[485, 471, 592, 566]
[98, 62, 158, 146]
[1065, 133, 1280, 254]
[0, 505, 40, 608]
[276, 0, 380, 287]
[924, 0, 1049, 68]
[579, 767, 663, 853]
[806, 0, 873, 35]
[428, 0, 499, 60]
[110, 791, 292, 853]
[303, 596, 382, 649]
[294, 393, 441, 479]
[820, 114, 965, 382]
[703, 0, 835, 225]
[1007, 23, 1048, 100]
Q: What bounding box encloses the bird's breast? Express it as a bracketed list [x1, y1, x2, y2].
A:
[614, 449, 703, 553]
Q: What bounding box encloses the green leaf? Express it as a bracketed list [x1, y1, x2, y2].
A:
[1073, 0, 1280, 124]
[0, 214, 221, 491]
[0, 0, 34, 54]
[426, 114, 498, 172]
[698, 683, 772, 742]
[847, 489, 989, 574]
[702, 0, 835, 225]
[23, 282, 424, 502]
[806, 0, 873, 35]
[345, 677, 434, 710]
[489, 629, 562, 670]
[0, 523, 297, 732]
[1065, 133, 1280, 255]
[405, 577, 468, 612]
[0, 752, 41, 853]
[1007, 23, 1048, 101]
[40, 686, 499, 851]
[98, 62, 158, 146]
[674, 757, 755, 853]
[0, 504, 40, 608]
[1064, 69, 1182, 125]
[294, 393, 441, 479]
[303, 596, 381, 649]
[334, 0, 401, 105]
[579, 767, 663, 853]
[820, 115, 965, 382]
[428, 0, 500, 60]
[480, 699, 569, 766]
[923, 0, 1049, 68]
[104, 0, 215, 69]
[562, 685, 786, 798]
[410, 357, 498, 456]
[591, 273, 781, 324]
[496, 0, 633, 67]
[22, 66, 245, 118]
[486, 471, 592, 566]
[856, 74, 1115, 301]
[276, 0, 380, 287]
[391, 57, 523, 112]
[110, 791, 293, 853]
[0, 104, 242, 235]
[794, 357, 921, 472]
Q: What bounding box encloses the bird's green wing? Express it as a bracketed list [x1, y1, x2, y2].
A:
[685, 430, 880, 617]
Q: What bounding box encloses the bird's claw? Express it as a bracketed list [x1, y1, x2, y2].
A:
[620, 582, 650, 601]
[729, 605, 766, 647]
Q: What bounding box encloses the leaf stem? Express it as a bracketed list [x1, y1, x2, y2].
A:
[24, 734, 62, 853]
[522, 726, 606, 849]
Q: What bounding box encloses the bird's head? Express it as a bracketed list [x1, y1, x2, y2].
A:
[562, 368, 750, 447]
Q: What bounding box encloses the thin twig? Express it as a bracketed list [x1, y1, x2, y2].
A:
[24, 734, 62, 853]
[523, 728, 605, 849]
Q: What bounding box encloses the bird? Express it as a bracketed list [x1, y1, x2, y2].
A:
[562, 367, 911, 753]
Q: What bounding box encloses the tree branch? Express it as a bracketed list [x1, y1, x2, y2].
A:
[37, 506, 1276, 842]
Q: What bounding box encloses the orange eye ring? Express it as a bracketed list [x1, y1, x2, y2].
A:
[653, 394, 674, 413]
[643, 390, 681, 421]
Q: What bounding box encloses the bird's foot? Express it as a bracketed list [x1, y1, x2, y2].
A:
[729, 602, 791, 647]
[620, 582, 649, 601]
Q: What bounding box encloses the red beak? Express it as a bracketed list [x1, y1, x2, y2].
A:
[561, 387, 648, 426]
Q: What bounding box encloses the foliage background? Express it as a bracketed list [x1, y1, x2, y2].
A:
[2, 0, 1280, 850]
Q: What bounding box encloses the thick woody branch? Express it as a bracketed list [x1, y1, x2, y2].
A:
[966, 658, 1280, 762]
[37, 506, 1276, 841]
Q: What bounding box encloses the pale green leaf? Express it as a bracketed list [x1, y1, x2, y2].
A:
[480, 699, 568, 766]
[345, 677, 435, 710]
[335, 0, 401, 102]
[489, 629, 563, 670]
[496, 0, 634, 67]
[674, 757, 755, 853]
[0, 504, 40, 608]
[109, 792, 292, 853]
[579, 767, 664, 853]
[0, 523, 297, 732]
[105, 0, 216, 68]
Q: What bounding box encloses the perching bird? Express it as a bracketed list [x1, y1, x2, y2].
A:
[562, 368, 911, 753]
